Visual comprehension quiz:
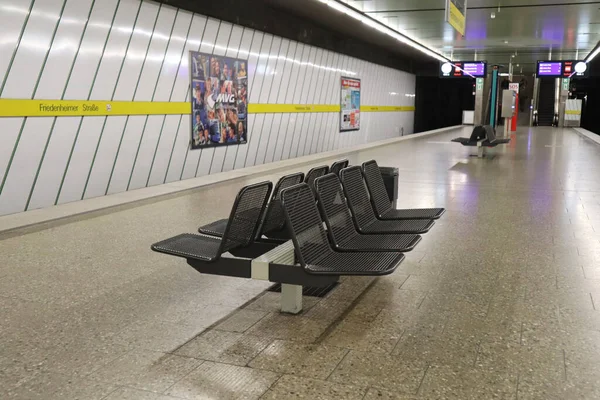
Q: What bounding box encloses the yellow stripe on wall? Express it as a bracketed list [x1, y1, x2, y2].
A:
[361, 105, 415, 112]
[0, 99, 414, 117]
[249, 104, 340, 113]
[0, 99, 190, 117]
[565, 110, 581, 115]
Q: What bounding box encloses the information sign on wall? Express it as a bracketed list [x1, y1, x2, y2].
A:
[189, 51, 248, 150]
[445, 0, 467, 36]
[340, 77, 361, 132]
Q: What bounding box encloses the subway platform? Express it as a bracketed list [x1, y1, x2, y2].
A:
[2, 126, 600, 399]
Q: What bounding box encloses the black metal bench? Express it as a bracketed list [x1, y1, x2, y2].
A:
[452, 125, 486, 146]
[152, 181, 274, 265]
[152, 181, 339, 314]
[330, 159, 349, 177]
[483, 125, 510, 147]
[281, 183, 404, 276]
[362, 160, 445, 220]
[305, 165, 330, 195]
[315, 174, 421, 252]
[452, 125, 510, 157]
[198, 172, 305, 241]
[340, 166, 435, 234]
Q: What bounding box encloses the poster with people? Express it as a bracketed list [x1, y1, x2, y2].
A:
[189, 51, 248, 149]
[340, 77, 360, 131]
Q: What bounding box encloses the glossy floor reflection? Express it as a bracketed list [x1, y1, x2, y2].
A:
[2, 126, 600, 399]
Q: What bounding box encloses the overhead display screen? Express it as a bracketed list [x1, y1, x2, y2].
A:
[440, 61, 487, 78]
[463, 62, 487, 77]
[537, 61, 562, 77]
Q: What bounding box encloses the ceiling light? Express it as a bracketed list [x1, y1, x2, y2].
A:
[504, 40, 509, 44]
[491, 12, 496, 19]
[586, 45, 600, 63]
[315, 0, 448, 62]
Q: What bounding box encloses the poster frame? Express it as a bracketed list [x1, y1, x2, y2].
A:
[340, 76, 361, 132]
[188, 50, 249, 150]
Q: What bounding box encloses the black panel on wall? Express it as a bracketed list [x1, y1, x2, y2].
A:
[158, 0, 435, 74]
[414, 77, 475, 133]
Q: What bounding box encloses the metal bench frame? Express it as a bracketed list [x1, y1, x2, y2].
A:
[340, 166, 435, 234]
[152, 180, 338, 314]
[281, 183, 404, 276]
[330, 159, 349, 177]
[198, 172, 305, 241]
[362, 160, 445, 220]
[315, 173, 422, 252]
[305, 165, 330, 195]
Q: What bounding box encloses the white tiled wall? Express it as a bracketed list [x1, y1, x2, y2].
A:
[0, 0, 416, 216]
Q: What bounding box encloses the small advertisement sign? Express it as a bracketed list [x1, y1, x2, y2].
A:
[340, 77, 361, 132]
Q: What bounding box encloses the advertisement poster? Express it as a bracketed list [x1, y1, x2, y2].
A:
[189, 51, 248, 150]
[340, 77, 360, 132]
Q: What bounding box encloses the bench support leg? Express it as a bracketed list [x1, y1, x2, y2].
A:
[477, 143, 485, 158]
[281, 284, 303, 314]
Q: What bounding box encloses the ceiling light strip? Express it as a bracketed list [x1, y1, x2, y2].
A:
[316, 0, 449, 62]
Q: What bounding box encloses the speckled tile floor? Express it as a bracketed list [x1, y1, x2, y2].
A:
[2, 126, 600, 399]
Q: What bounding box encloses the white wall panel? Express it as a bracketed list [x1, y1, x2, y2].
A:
[179, 17, 220, 180]
[63, 0, 119, 100]
[57, 116, 105, 204]
[132, 6, 177, 101]
[28, 117, 83, 209]
[1, 0, 64, 98]
[303, 49, 326, 156]
[83, 116, 127, 198]
[0, 0, 91, 215]
[282, 44, 309, 161]
[247, 36, 281, 167]
[112, 7, 193, 191]
[35, 0, 94, 99]
[0, 0, 34, 88]
[233, 31, 264, 170]
[164, 14, 214, 183]
[0, 0, 417, 216]
[261, 39, 290, 165]
[271, 41, 298, 162]
[89, 0, 141, 100]
[146, 10, 193, 186]
[240, 34, 273, 168]
[222, 28, 254, 173]
[127, 114, 164, 190]
[112, 1, 159, 101]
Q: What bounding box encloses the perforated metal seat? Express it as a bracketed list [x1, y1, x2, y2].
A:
[152, 181, 273, 263]
[452, 125, 486, 146]
[315, 174, 421, 252]
[198, 172, 304, 239]
[281, 183, 403, 276]
[330, 159, 349, 177]
[151, 233, 222, 262]
[340, 167, 434, 234]
[362, 160, 445, 220]
[483, 125, 510, 146]
[305, 165, 329, 195]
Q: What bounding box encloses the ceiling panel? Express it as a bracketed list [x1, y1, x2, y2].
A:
[340, 0, 600, 72]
